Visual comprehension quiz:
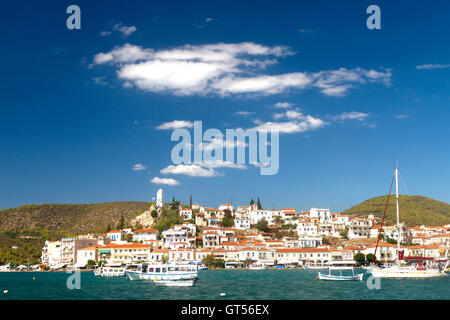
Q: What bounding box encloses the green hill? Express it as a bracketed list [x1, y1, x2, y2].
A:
[0, 201, 149, 235]
[340, 195, 450, 227]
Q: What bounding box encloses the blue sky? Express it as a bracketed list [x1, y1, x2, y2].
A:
[0, 0, 449, 211]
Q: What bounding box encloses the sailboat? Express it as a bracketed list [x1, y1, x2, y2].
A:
[368, 166, 449, 279]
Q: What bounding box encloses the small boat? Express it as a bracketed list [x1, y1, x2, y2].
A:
[318, 267, 364, 281]
[0, 264, 12, 272]
[248, 262, 269, 270]
[153, 279, 195, 287]
[94, 264, 126, 277]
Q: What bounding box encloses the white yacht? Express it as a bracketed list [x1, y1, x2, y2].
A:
[368, 167, 449, 279]
[125, 262, 198, 281]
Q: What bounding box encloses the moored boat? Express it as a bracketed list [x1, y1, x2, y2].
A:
[318, 267, 364, 281]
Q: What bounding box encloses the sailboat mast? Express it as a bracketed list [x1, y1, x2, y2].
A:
[395, 166, 401, 266]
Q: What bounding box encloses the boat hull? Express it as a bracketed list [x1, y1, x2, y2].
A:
[370, 268, 448, 278]
[318, 272, 364, 281]
[154, 279, 194, 287]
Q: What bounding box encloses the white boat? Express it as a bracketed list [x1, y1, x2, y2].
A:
[368, 167, 449, 279]
[318, 267, 364, 281]
[125, 262, 198, 281]
[94, 264, 126, 277]
[153, 279, 195, 287]
[248, 262, 269, 270]
[0, 264, 11, 272]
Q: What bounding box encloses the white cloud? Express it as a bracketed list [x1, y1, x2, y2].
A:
[161, 164, 219, 177]
[99, 31, 112, 36]
[273, 110, 305, 120]
[151, 177, 180, 186]
[92, 42, 391, 97]
[313, 67, 391, 97]
[395, 114, 410, 119]
[156, 120, 193, 130]
[337, 112, 369, 121]
[132, 163, 147, 171]
[274, 102, 294, 109]
[253, 115, 327, 134]
[113, 23, 137, 37]
[416, 64, 450, 70]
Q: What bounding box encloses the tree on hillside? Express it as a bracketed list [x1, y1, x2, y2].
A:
[106, 223, 111, 233]
[151, 210, 158, 218]
[116, 215, 125, 230]
[250, 199, 255, 206]
[257, 198, 262, 210]
[255, 218, 269, 232]
[221, 210, 234, 227]
[190, 195, 192, 209]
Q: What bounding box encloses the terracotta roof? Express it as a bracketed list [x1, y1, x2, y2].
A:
[134, 228, 158, 233]
[276, 248, 329, 253]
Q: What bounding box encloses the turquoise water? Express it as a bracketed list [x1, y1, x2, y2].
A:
[0, 270, 448, 300]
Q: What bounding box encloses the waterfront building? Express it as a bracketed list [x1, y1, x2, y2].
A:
[41, 240, 62, 265]
[73, 238, 98, 264]
[61, 238, 75, 265]
[107, 243, 152, 264]
[76, 246, 98, 267]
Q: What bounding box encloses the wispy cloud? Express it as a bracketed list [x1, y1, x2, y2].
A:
[336, 111, 369, 121]
[113, 23, 137, 37]
[194, 18, 214, 29]
[156, 120, 193, 130]
[151, 177, 180, 185]
[234, 111, 254, 116]
[274, 102, 294, 109]
[416, 64, 450, 70]
[132, 163, 147, 171]
[161, 164, 219, 177]
[92, 42, 391, 97]
[395, 114, 410, 119]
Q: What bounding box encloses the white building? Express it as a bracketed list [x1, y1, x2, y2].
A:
[156, 188, 164, 208]
[179, 209, 193, 220]
[76, 247, 97, 267]
[132, 228, 158, 243]
[309, 208, 332, 222]
[235, 217, 251, 230]
[218, 203, 234, 212]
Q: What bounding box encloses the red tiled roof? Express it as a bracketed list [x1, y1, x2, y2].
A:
[134, 228, 158, 233]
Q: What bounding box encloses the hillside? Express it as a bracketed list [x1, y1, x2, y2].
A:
[340, 195, 450, 227]
[0, 201, 149, 235]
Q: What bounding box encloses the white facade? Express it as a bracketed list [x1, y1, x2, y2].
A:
[179, 209, 193, 220]
[309, 208, 331, 222]
[235, 217, 251, 230]
[156, 188, 164, 207]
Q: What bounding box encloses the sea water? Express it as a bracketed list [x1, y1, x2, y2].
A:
[0, 269, 448, 300]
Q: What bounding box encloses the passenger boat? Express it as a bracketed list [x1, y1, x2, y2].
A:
[318, 267, 364, 281]
[125, 262, 198, 281]
[368, 166, 449, 279]
[94, 264, 126, 277]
